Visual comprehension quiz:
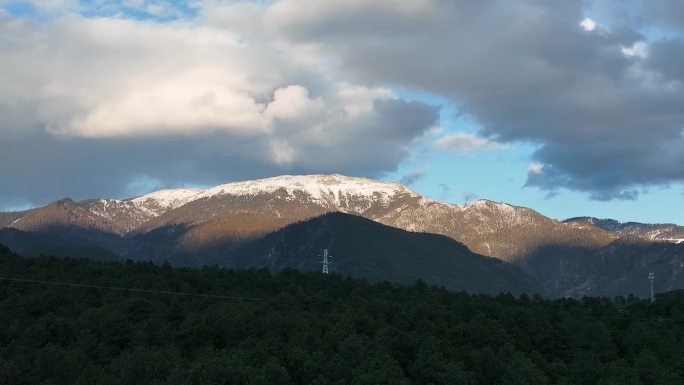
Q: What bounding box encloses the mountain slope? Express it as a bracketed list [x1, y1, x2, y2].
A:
[123, 175, 617, 263]
[0, 212, 542, 295]
[0, 211, 25, 228]
[0, 225, 125, 260]
[226, 212, 542, 295]
[8, 198, 155, 235]
[565, 217, 684, 244]
[6, 174, 676, 297]
[180, 176, 618, 261]
[378, 199, 618, 262]
[523, 237, 684, 297]
[2, 175, 617, 264]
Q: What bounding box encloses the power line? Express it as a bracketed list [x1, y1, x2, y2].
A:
[0, 276, 262, 302]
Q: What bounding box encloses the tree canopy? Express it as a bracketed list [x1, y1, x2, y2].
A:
[0, 244, 682, 384]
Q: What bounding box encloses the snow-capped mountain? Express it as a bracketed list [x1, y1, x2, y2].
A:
[198, 174, 421, 205]
[124, 174, 616, 261]
[4, 173, 683, 297]
[1, 174, 616, 259]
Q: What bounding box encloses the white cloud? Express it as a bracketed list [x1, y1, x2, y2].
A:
[580, 17, 597, 31]
[68, 68, 272, 137]
[333, 84, 393, 118]
[0, 15, 405, 143]
[269, 140, 296, 165]
[622, 41, 649, 58]
[435, 132, 510, 154]
[264, 85, 324, 121]
[528, 163, 544, 175]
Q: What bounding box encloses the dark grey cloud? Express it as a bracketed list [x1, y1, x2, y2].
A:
[269, 0, 684, 199]
[646, 39, 684, 83]
[0, 98, 437, 207]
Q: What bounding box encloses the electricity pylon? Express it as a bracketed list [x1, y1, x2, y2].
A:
[648, 272, 655, 303]
[319, 249, 332, 274]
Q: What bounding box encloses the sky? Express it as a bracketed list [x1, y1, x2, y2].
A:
[0, 0, 683, 224]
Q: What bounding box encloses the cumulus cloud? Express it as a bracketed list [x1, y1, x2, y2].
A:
[264, 85, 324, 122]
[435, 132, 509, 154]
[0, 7, 438, 204]
[0, 11, 431, 142]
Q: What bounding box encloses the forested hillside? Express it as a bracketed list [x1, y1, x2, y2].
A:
[1, 245, 683, 384]
[1, 213, 543, 296]
[225, 213, 541, 295]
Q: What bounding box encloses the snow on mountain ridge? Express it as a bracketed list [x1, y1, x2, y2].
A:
[198, 174, 419, 204]
[458, 199, 517, 212]
[77, 175, 540, 229]
[131, 188, 205, 209]
[121, 176, 532, 219]
[457, 199, 527, 223]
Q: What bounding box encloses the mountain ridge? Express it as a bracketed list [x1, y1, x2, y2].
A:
[2, 173, 682, 297]
[564, 216, 684, 244]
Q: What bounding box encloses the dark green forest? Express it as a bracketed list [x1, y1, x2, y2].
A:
[0, 244, 683, 385]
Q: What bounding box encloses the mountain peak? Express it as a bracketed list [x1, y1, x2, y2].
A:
[459, 199, 518, 212]
[197, 174, 419, 202]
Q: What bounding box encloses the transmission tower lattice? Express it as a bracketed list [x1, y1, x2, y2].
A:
[319, 249, 332, 274]
[648, 272, 655, 303]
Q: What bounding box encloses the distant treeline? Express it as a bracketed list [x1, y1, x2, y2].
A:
[0, 244, 682, 385]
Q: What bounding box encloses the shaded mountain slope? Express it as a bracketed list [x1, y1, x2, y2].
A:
[523, 238, 684, 297]
[0, 226, 124, 261]
[0, 211, 25, 228]
[224, 212, 542, 295]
